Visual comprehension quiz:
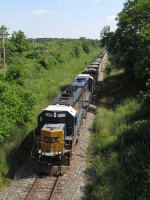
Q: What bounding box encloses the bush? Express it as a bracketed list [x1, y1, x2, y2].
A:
[82, 42, 90, 54]
[39, 59, 47, 68]
[73, 45, 80, 57]
[0, 71, 5, 81]
[0, 81, 36, 143]
[105, 64, 111, 75]
[26, 51, 39, 59]
[7, 55, 26, 65]
[55, 53, 65, 63]
[5, 65, 26, 85]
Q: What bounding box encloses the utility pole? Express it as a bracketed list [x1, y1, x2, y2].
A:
[0, 26, 9, 70]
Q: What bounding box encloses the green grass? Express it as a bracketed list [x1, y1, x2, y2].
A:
[84, 68, 150, 200]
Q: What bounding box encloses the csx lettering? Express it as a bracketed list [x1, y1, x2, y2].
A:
[45, 113, 52, 117]
[44, 136, 59, 144]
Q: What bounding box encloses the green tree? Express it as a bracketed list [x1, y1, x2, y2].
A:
[100, 25, 110, 46]
[0, 81, 36, 143]
[5, 65, 26, 85]
[101, 0, 150, 71]
[73, 45, 80, 57]
[100, 0, 150, 88]
[11, 30, 30, 53]
[82, 41, 90, 54]
[100, 0, 150, 105]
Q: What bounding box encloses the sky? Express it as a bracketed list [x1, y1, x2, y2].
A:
[0, 0, 126, 39]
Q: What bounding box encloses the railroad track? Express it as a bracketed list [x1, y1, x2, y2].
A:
[24, 173, 60, 200]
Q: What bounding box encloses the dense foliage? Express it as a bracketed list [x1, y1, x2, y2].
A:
[100, 0, 150, 103]
[0, 81, 35, 143]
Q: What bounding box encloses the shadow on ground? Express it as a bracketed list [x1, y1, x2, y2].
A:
[99, 72, 138, 109]
[6, 130, 34, 179]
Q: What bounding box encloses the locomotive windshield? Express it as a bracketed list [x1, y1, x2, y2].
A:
[39, 112, 67, 124]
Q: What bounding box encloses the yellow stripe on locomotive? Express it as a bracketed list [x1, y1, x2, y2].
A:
[41, 128, 64, 154]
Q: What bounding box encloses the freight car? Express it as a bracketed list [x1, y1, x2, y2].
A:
[87, 64, 101, 77]
[31, 53, 104, 174]
[82, 68, 98, 84]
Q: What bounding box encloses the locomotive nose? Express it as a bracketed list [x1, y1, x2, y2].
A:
[41, 129, 64, 154]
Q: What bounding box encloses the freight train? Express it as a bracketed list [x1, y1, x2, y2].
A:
[31, 52, 104, 174]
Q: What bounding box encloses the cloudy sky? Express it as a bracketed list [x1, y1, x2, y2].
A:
[0, 0, 126, 39]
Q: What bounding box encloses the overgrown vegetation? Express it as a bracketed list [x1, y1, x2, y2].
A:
[0, 28, 101, 187]
[85, 68, 150, 200]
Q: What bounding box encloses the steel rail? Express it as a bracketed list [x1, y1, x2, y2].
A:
[25, 177, 39, 200]
[48, 175, 60, 200]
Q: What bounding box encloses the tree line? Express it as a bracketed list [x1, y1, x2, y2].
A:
[100, 0, 150, 103]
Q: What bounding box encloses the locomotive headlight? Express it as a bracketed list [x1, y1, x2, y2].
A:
[38, 149, 42, 154]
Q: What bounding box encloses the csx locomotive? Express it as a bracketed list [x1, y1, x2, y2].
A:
[31, 53, 104, 174]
